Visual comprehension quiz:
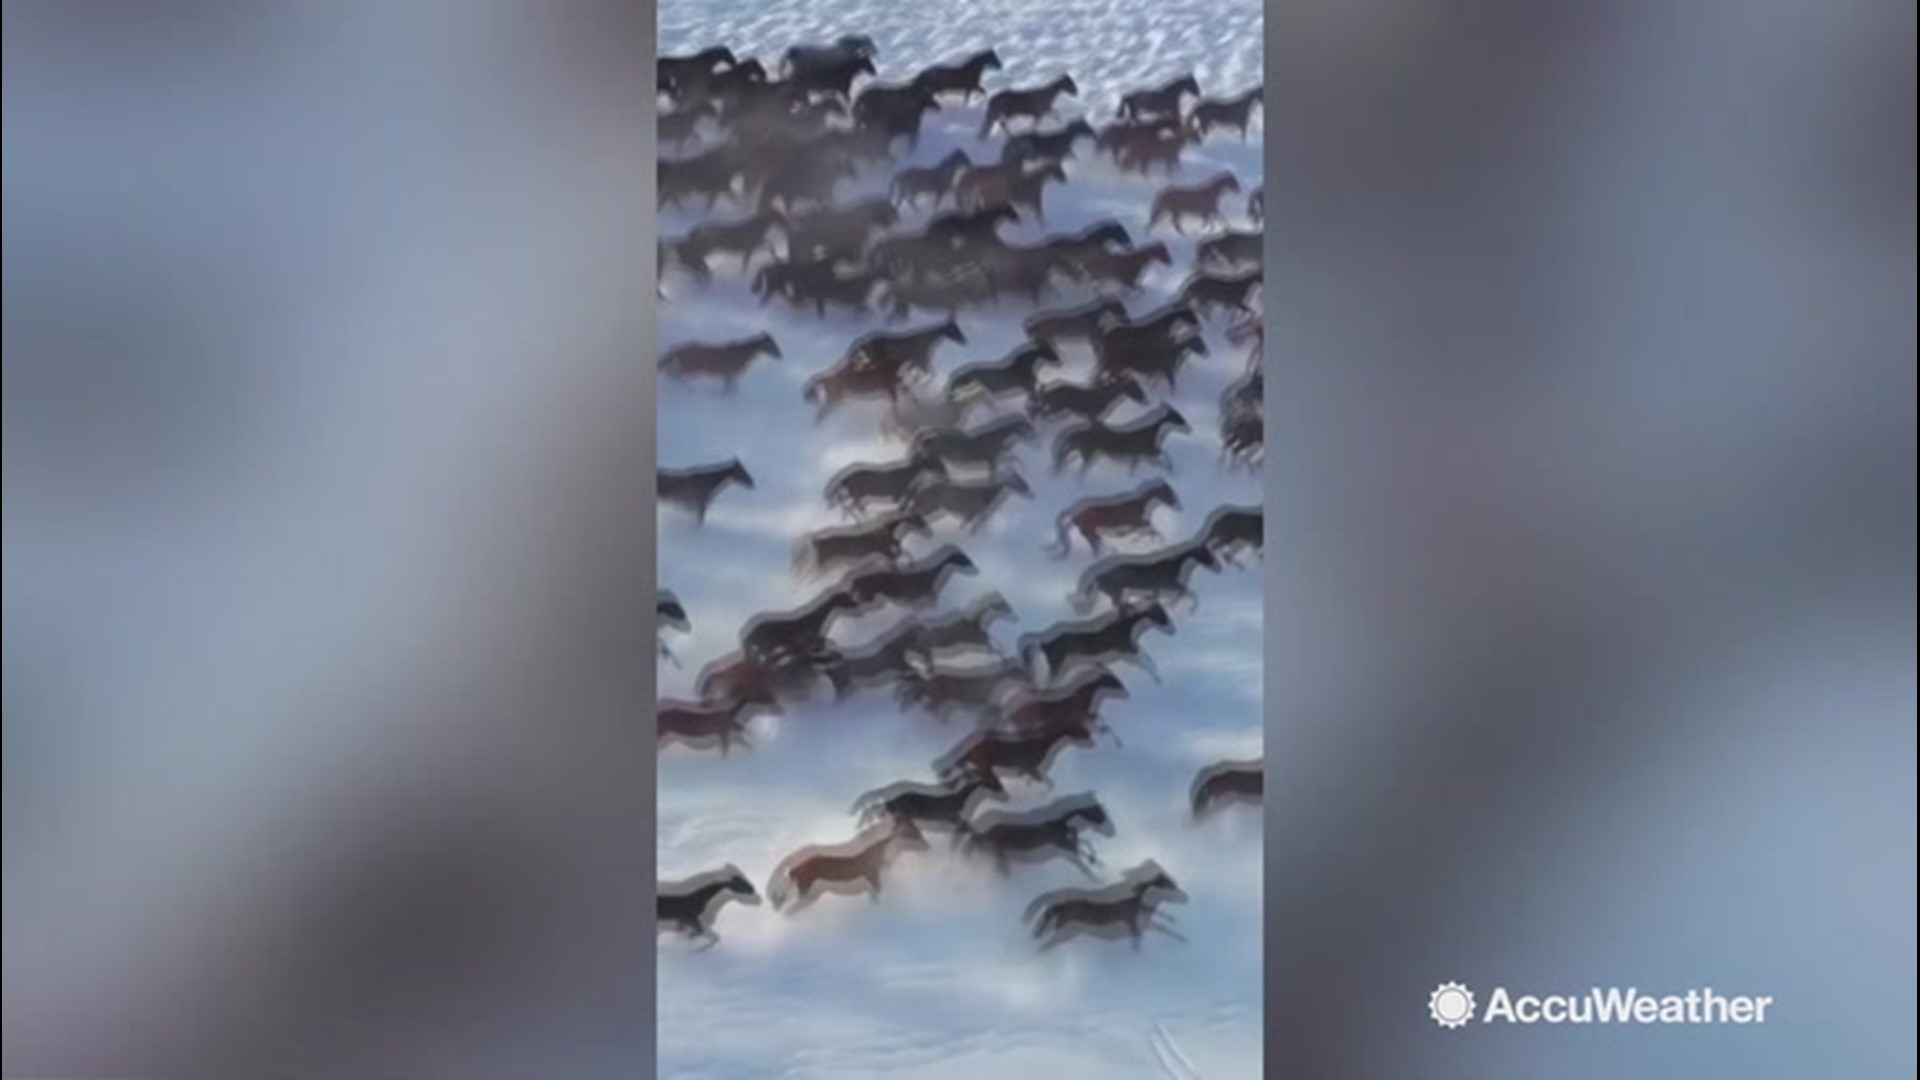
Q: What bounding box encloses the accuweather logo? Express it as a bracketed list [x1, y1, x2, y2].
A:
[1428, 982, 1775, 1029]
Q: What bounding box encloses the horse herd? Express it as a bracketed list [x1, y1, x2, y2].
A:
[654, 34, 1267, 953]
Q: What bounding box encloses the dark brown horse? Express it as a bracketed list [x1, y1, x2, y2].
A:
[842, 545, 977, 609]
[1191, 758, 1264, 820]
[1028, 373, 1150, 427]
[906, 469, 1034, 533]
[656, 684, 780, 756]
[659, 333, 782, 394]
[852, 768, 1008, 834]
[1019, 601, 1176, 684]
[910, 49, 1002, 102]
[1052, 404, 1191, 476]
[1025, 861, 1190, 951]
[957, 794, 1116, 879]
[946, 342, 1064, 403]
[823, 449, 948, 519]
[739, 587, 867, 664]
[1148, 172, 1242, 235]
[1189, 85, 1263, 140]
[1048, 479, 1183, 557]
[793, 511, 931, 579]
[935, 723, 1097, 788]
[914, 591, 1017, 657]
[658, 458, 755, 525]
[1074, 540, 1221, 613]
[996, 666, 1130, 738]
[657, 865, 760, 950]
[980, 75, 1079, 136]
[895, 656, 1032, 723]
[1198, 503, 1263, 566]
[890, 150, 973, 209]
[1118, 74, 1201, 122]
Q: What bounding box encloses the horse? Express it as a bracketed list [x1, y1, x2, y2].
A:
[1189, 85, 1263, 140]
[842, 546, 977, 609]
[1001, 119, 1098, 167]
[823, 450, 947, 519]
[1197, 228, 1263, 271]
[1024, 298, 1129, 348]
[852, 769, 1009, 834]
[818, 618, 932, 701]
[890, 150, 973, 209]
[996, 667, 1129, 739]
[1018, 601, 1176, 684]
[658, 458, 754, 525]
[1078, 242, 1174, 294]
[914, 591, 1017, 657]
[1048, 479, 1183, 557]
[659, 333, 782, 394]
[1177, 267, 1263, 318]
[1191, 758, 1264, 820]
[793, 511, 931, 579]
[766, 816, 928, 913]
[956, 795, 1116, 879]
[739, 587, 867, 665]
[910, 49, 1002, 102]
[980, 75, 1079, 136]
[1051, 404, 1191, 476]
[1074, 540, 1222, 613]
[935, 723, 1097, 787]
[656, 685, 780, 757]
[912, 415, 1037, 474]
[1147, 172, 1242, 235]
[1198, 503, 1263, 565]
[657, 865, 760, 950]
[895, 657, 1033, 723]
[1028, 373, 1150, 427]
[1025, 861, 1190, 951]
[905, 467, 1033, 534]
[946, 342, 1064, 403]
[1118, 74, 1201, 123]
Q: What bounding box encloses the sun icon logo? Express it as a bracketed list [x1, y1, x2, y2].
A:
[1429, 982, 1476, 1029]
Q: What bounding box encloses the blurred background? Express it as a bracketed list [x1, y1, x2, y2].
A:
[1264, 1, 1915, 1077]
[4, 2, 659, 1076]
[2, 2, 1912, 1079]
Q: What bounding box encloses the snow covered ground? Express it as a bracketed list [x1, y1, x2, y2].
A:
[657, 2, 1263, 1075]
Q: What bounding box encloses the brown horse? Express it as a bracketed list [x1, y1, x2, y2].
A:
[1048, 479, 1183, 557]
[980, 75, 1079, 136]
[1148, 172, 1242, 235]
[656, 685, 780, 756]
[767, 817, 929, 913]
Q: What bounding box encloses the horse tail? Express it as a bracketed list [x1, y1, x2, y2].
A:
[1019, 634, 1044, 676]
[764, 865, 790, 910]
[791, 536, 815, 576]
[1051, 431, 1079, 474]
[977, 106, 997, 139]
[1044, 509, 1075, 558]
[1021, 893, 1055, 925]
[801, 372, 827, 405]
